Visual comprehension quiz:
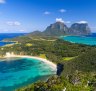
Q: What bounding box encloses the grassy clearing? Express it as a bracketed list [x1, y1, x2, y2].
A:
[39, 54, 47, 59]
[25, 43, 33, 47]
[63, 56, 77, 61]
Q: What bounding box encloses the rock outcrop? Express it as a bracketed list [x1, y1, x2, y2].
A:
[69, 23, 91, 35]
[43, 22, 69, 36]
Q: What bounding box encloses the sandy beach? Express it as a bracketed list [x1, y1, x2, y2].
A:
[4, 54, 57, 71]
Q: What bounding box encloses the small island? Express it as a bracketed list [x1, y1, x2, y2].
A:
[0, 0, 96, 91]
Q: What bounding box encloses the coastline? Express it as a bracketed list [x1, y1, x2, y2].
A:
[1, 41, 18, 47]
[4, 55, 57, 71]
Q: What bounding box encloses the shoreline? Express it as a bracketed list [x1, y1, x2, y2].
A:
[2, 41, 18, 47]
[4, 55, 57, 71]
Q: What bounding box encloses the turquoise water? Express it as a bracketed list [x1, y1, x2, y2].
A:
[0, 57, 56, 91]
[61, 36, 96, 46]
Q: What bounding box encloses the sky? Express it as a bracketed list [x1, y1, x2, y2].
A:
[0, 0, 96, 33]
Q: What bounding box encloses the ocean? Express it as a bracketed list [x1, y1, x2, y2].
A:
[0, 33, 26, 46]
[61, 33, 96, 46]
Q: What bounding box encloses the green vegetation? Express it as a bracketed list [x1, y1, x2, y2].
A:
[63, 57, 76, 61]
[16, 74, 94, 91]
[1, 36, 96, 91]
[64, 49, 96, 74]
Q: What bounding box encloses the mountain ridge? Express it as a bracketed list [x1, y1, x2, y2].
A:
[30, 21, 91, 36]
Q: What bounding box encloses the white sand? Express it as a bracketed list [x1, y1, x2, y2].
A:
[4, 54, 57, 71]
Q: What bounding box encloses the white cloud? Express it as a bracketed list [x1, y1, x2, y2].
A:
[56, 18, 64, 23]
[77, 21, 88, 24]
[59, 9, 66, 13]
[14, 21, 21, 26]
[6, 22, 13, 26]
[44, 11, 50, 15]
[6, 21, 21, 26]
[91, 27, 96, 30]
[0, 0, 5, 4]
[56, 18, 71, 24]
[19, 29, 25, 32]
[65, 21, 71, 24]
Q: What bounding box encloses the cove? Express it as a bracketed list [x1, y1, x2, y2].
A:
[0, 57, 56, 91]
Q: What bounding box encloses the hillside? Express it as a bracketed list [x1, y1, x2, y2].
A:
[64, 49, 96, 75]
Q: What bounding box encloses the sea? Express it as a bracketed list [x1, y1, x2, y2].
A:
[0, 33, 26, 46]
[61, 33, 96, 46]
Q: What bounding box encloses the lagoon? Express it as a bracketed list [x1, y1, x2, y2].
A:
[61, 34, 96, 46]
[0, 57, 56, 91]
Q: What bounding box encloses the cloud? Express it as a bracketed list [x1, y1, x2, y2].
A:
[19, 29, 25, 32]
[6, 21, 21, 26]
[44, 11, 50, 15]
[65, 21, 71, 24]
[77, 21, 88, 24]
[59, 9, 66, 13]
[56, 18, 71, 24]
[91, 27, 96, 30]
[56, 18, 64, 23]
[0, 0, 5, 4]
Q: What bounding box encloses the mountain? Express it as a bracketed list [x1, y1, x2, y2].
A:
[30, 22, 91, 36]
[69, 23, 91, 35]
[43, 22, 69, 36]
[28, 30, 43, 36]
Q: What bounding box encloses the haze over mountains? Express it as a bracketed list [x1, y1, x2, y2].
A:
[31, 20, 91, 36]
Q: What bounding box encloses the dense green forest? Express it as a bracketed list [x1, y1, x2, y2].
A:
[1, 36, 96, 91]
